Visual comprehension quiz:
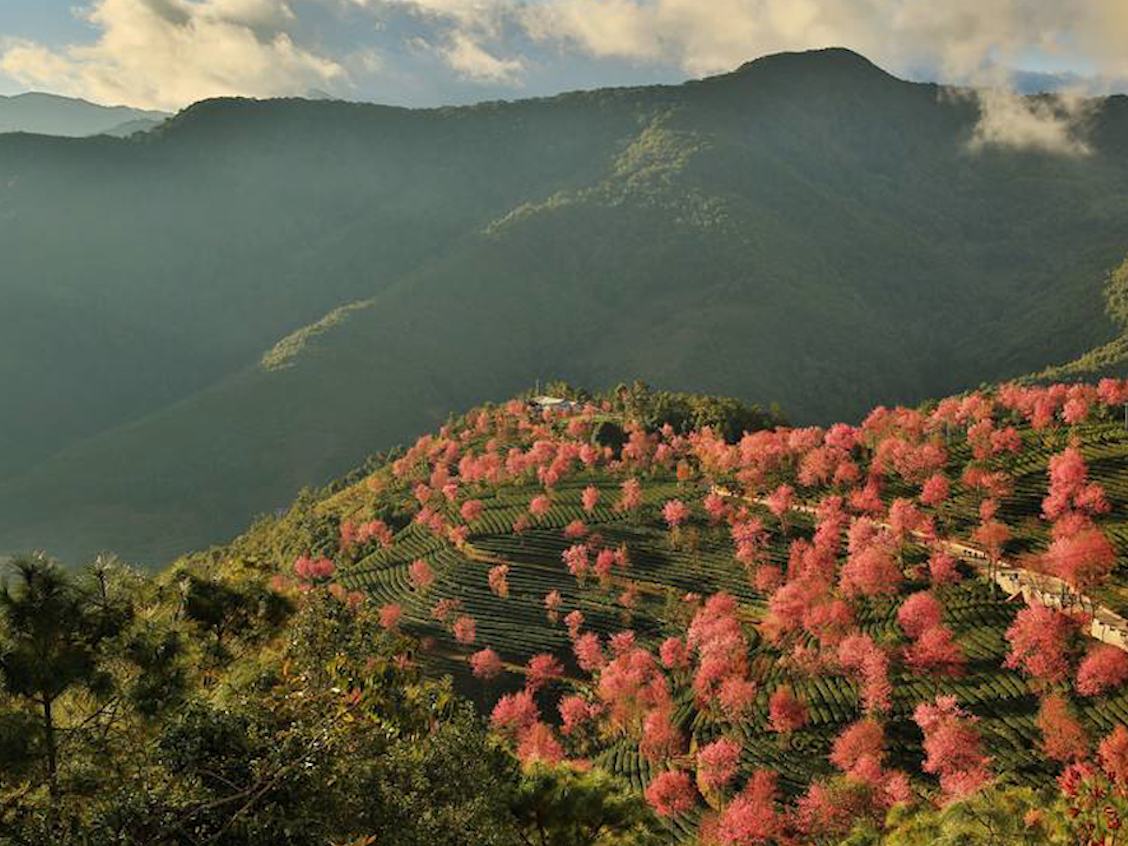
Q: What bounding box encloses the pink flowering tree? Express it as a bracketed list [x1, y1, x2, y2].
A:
[913, 695, 992, 802]
[768, 685, 808, 743]
[696, 736, 741, 796]
[1004, 605, 1080, 688]
[470, 648, 503, 681]
[1076, 644, 1128, 697]
[645, 769, 697, 818]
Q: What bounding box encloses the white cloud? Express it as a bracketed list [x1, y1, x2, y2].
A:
[963, 88, 1095, 156]
[439, 31, 524, 83]
[0, 0, 347, 110]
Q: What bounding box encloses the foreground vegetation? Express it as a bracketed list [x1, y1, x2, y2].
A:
[4, 381, 1128, 844]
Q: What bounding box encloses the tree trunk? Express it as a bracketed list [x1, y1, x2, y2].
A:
[42, 696, 58, 799]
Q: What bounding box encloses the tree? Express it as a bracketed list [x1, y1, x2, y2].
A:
[903, 625, 965, 678]
[644, 769, 696, 817]
[1076, 644, 1128, 697]
[768, 685, 808, 735]
[830, 719, 886, 777]
[912, 696, 992, 802]
[711, 769, 782, 844]
[696, 737, 741, 794]
[512, 763, 662, 846]
[1004, 605, 1079, 687]
[1044, 528, 1117, 594]
[0, 555, 127, 798]
[896, 592, 944, 640]
[1036, 695, 1089, 763]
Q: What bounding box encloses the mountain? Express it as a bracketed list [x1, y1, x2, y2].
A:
[0, 91, 169, 136]
[99, 116, 166, 137]
[2, 47, 1128, 566]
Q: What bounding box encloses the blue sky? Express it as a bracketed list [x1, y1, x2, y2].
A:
[0, 1, 1124, 111]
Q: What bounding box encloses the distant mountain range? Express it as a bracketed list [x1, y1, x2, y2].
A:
[1, 47, 1127, 566]
[0, 92, 169, 136]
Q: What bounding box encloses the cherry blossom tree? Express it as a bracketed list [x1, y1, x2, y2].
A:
[559, 695, 596, 735]
[919, 473, 951, 507]
[896, 591, 944, 640]
[712, 770, 782, 844]
[573, 632, 606, 673]
[1004, 605, 1079, 687]
[491, 690, 539, 737]
[460, 499, 484, 523]
[470, 648, 503, 681]
[830, 719, 885, 778]
[487, 564, 509, 599]
[409, 559, 434, 592]
[645, 769, 697, 817]
[1044, 528, 1117, 594]
[928, 550, 961, 586]
[582, 485, 600, 513]
[640, 707, 684, 763]
[768, 685, 808, 736]
[517, 722, 565, 765]
[766, 484, 795, 532]
[378, 603, 402, 629]
[903, 625, 965, 678]
[1076, 644, 1128, 697]
[663, 499, 690, 530]
[1037, 694, 1089, 763]
[913, 695, 992, 801]
[618, 478, 643, 513]
[840, 545, 902, 599]
[696, 736, 741, 793]
[1099, 725, 1128, 784]
[452, 615, 477, 645]
[525, 653, 564, 693]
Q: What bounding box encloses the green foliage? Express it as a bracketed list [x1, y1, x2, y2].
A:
[511, 764, 664, 846]
[878, 786, 1070, 846]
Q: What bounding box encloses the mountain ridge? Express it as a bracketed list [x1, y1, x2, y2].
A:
[1, 48, 1127, 565]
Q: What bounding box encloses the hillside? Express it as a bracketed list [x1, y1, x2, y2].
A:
[0, 92, 168, 136]
[108, 379, 1128, 844]
[4, 48, 1128, 565]
[244, 383, 1128, 843]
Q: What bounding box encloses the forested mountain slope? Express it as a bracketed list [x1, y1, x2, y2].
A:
[3, 48, 1128, 564]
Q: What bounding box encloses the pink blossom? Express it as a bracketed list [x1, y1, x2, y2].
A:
[663, 499, 690, 529]
[452, 615, 477, 645]
[645, 770, 697, 817]
[582, 485, 600, 512]
[525, 653, 564, 692]
[697, 737, 741, 793]
[470, 648, 503, 680]
[409, 559, 434, 592]
[378, 603, 402, 629]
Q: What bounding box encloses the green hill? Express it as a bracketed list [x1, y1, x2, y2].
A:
[4, 48, 1128, 565]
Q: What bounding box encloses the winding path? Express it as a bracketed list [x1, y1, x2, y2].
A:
[711, 485, 1128, 653]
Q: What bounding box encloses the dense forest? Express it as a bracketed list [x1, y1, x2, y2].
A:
[3, 48, 1128, 564]
[5, 380, 1128, 844]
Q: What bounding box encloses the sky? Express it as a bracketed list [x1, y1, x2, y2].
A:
[1, 0, 1126, 113]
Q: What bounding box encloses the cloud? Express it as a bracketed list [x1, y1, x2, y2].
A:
[0, 0, 348, 110]
[438, 31, 524, 83]
[962, 88, 1096, 156]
